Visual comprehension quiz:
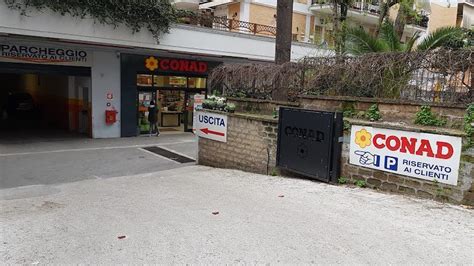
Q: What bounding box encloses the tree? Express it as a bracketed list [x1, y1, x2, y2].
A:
[345, 22, 468, 55]
[331, 0, 351, 55]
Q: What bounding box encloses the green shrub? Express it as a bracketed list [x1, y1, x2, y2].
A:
[464, 104, 474, 146]
[354, 179, 366, 188]
[365, 104, 381, 121]
[338, 176, 349, 184]
[414, 105, 446, 126]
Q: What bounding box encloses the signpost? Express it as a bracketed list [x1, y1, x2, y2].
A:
[195, 111, 228, 142]
[349, 125, 462, 186]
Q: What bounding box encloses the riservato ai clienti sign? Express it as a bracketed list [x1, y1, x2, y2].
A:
[349, 125, 462, 186]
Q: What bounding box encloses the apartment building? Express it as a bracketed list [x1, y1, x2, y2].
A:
[199, 0, 316, 42]
[457, 0, 474, 29]
[195, 0, 472, 47]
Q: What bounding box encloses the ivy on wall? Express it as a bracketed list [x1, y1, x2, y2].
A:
[4, 0, 189, 39]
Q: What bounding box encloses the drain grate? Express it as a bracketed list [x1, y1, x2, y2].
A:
[142, 146, 195, 163]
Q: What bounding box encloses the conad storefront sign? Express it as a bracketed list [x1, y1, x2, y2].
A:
[0, 43, 91, 66]
[349, 125, 462, 185]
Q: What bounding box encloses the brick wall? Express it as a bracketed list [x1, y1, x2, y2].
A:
[198, 112, 278, 175]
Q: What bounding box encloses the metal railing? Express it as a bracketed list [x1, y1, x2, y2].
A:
[179, 13, 276, 37]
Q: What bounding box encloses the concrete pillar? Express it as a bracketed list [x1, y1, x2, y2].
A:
[304, 15, 311, 42]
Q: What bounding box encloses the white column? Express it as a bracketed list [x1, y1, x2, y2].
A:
[91, 51, 121, 138]
[304, 15, 311, 42]
[240, 0, 251, 22]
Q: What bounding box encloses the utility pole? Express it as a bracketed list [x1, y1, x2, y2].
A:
[275, 0, 293, 65]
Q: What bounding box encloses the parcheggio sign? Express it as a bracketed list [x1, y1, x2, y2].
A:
[349, 125, 462, 185]
[0, 43, 90, 66]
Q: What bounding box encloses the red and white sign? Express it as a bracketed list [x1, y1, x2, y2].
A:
[195, 111, 227, 142]
[192, 94, 205, 133]
[349, 125, 462, 185]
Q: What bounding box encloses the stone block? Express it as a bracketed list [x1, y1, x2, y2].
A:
[404, 179, 421, 188]
[398, 186, 416, 195]
[358, 168, 373, 177]
[267, 133, 277, 139]
[367, 178, 382, 187]
[387, 174, 404, 184]
[373, 171, 388, 181]
[416, 190, 433, 199]
[462, 192, 474, 205]
[380, 182, 398, 192]
[351, 175, 366, 181]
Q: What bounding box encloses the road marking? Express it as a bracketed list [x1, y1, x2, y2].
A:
[0, 140, 195, 157]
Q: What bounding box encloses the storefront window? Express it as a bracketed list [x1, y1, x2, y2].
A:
[153, 75, 187, 88]
[188, 77, 207, 89]
[137, 74, 153, 87]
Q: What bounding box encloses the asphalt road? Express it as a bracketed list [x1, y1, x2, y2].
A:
[0, 131, 197, 188]
[1, 166, 473, 264]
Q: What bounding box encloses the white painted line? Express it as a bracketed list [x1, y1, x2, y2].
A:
[0, 140, 195, 157]
[137, 148, 180, 164]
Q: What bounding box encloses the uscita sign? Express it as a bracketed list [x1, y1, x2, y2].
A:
[349, 125, 462, 185]
[195, 111, 228, 142]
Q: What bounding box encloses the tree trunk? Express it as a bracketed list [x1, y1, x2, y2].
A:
[393, 9, 406, 40]
[273, 0, 294, 101]
[374, 0, 399, 37]
[275, 0, 293, 65]
[375, 2, 388, 37]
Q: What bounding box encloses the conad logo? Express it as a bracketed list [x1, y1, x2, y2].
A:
[372, 133, 453, 159]
[354, 128, 453, 159]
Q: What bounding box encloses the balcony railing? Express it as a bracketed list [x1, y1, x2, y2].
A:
[178, 13, 276, 37]
[311, 0, 428, 28]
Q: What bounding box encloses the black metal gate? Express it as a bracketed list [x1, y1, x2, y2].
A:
[276, 107, 343, 183]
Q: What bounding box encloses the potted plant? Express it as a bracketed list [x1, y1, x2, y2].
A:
[208, 100, 217, 110]
[202, 99, 213, 109]
[216, 99, 226, 111]
[225, 103, 236, 113]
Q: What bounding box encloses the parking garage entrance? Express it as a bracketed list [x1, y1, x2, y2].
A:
[0, 62, 92, 141]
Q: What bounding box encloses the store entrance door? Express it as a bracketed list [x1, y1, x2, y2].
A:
[137, 90, 156, 135]
[183, 92, 205, 132]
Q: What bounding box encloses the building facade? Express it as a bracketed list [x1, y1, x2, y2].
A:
[0, 1, 329, 139]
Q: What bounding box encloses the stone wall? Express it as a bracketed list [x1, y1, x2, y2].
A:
[340, 120, 474, 205]
[227, 97, 300, 116]
[198, 112, 278, 175]
[300, 95, 468, 127]
[198, 99, 473, 205]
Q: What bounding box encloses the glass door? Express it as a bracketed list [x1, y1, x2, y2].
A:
[184, 91, 205, 132]
[137, 90, 156, 134]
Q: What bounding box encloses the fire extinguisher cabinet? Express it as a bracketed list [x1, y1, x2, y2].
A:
[105, 109, 117, 124]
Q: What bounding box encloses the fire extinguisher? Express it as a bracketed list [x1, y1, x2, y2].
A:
[105, 106, 118, 124]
